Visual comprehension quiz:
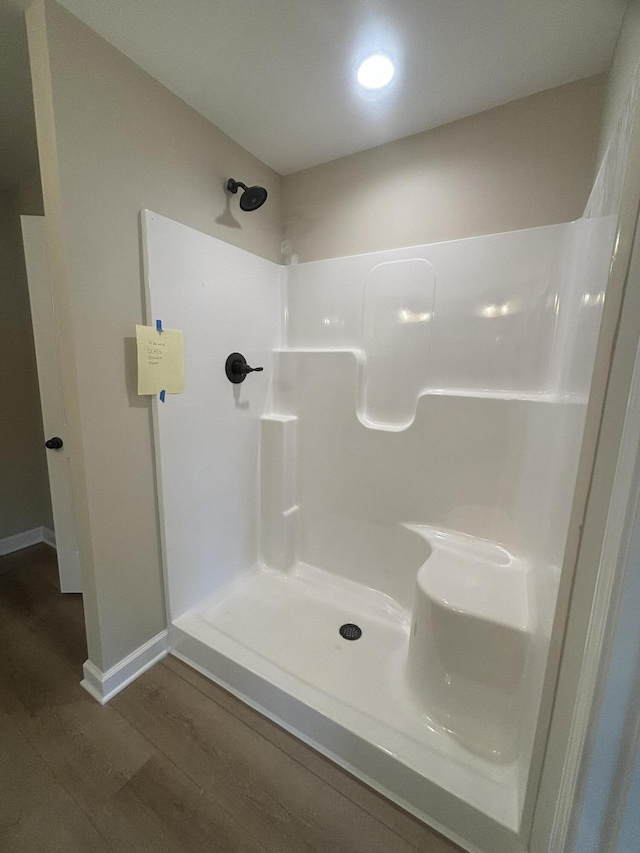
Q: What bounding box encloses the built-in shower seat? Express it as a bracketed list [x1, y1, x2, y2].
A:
[406, 526, 532, 762]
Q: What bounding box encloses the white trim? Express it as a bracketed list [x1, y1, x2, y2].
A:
[81, 629, 169, 705]
[42, 526, 56, 548]
[551, 332, 640, 850]
[529, 55, 640, 853]
[0, 526, 56, 558]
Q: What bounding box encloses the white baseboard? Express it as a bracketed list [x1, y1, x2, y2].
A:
[81, 629, 169, 705]
[42, 527, 56, 549]
[0, 526, 56, 558]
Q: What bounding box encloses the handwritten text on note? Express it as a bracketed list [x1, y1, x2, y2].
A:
[136, 324, 185, 395]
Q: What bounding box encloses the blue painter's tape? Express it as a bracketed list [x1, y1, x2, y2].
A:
[156, 319, 163, 333]
[159, 390, 166, 402]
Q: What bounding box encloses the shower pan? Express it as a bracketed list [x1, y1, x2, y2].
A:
[141, 116, 626, 852]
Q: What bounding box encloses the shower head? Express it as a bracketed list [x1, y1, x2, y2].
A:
[226, 178, 268, 211]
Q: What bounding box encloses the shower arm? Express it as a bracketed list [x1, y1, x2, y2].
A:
[227, 179, 247, 194]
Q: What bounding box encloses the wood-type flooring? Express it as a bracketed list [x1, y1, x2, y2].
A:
[0, 544, 463, 853]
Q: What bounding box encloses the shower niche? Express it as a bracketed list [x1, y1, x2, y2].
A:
[142, 182, 617, 852]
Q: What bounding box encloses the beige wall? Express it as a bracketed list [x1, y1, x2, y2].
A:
[282, 75, 605, 263]
[598, 0, 640, 163]
[14, 175, 45, 216]
[27, 0, 282, 670]
[0, 186, 52, 540]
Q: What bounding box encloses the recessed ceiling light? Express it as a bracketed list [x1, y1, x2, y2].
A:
[357, 54, 395, 90]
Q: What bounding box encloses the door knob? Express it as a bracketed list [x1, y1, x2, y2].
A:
[45, 437, 63, 450]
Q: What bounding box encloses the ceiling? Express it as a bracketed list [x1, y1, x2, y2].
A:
[0, 0, 630, 185]
[54, 0, 628, 174]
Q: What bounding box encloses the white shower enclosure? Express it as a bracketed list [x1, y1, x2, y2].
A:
[142, 182, 617, 852]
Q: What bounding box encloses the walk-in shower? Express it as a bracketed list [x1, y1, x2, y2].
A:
[141, 85, 632, 853]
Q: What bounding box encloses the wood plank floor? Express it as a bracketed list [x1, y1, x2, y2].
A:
[0, 544, 463, 853]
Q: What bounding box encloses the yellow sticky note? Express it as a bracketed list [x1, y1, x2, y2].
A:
[136, 325, 185, 395]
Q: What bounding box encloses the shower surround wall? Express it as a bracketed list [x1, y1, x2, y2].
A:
[144, 205, 615, 853]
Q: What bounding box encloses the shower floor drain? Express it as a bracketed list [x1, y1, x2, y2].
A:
[339, 623, 362, 641]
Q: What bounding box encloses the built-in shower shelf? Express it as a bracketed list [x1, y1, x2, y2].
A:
[274, 347, 363, 355]
[275, 349, 588, 405]
[261, 413, 298, 423]
[424, 389, 588, 404]
[423, 389, 588, 404]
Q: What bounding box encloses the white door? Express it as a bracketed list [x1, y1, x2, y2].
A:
[21, 215, 81, 593]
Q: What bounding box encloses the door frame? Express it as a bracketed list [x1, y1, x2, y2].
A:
[526, 83, 640, 852]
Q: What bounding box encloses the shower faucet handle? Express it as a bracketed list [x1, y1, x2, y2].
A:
[225, 352, 264, 384]
[238, 363, 263, 375]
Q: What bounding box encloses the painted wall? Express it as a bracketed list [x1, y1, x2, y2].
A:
[282, 75, 605, 262]
[0, 186, 52, 540]
[598, 0, 640, 165]
[27, 0, 283, 671]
